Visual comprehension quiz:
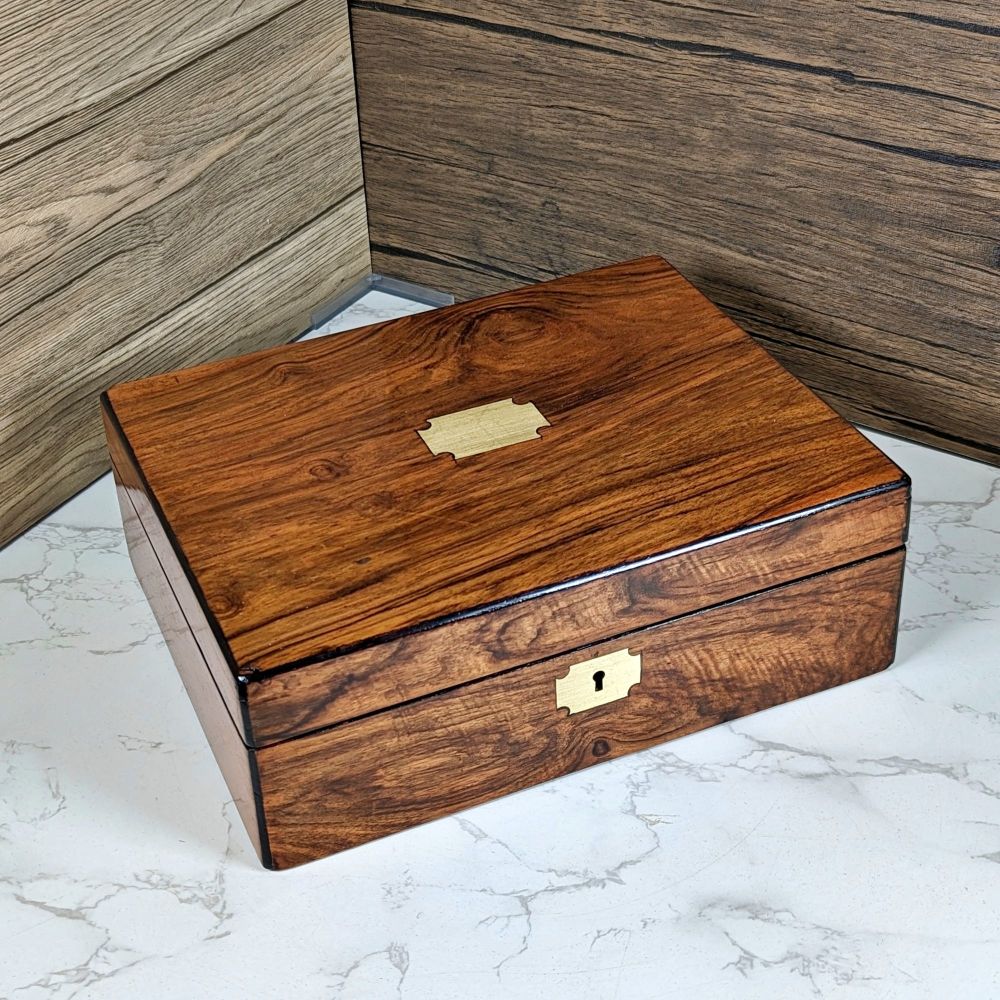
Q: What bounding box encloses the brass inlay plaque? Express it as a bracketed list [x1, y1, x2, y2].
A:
[555, 649, 642, 715]
[417, 398, 550, 459]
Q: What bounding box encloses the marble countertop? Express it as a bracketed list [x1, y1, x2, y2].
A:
[2, 291, 998, 999]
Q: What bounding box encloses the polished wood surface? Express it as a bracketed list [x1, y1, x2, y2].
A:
[103, 408, 250, 744]
[351, 0, 1000, 465]
[105, 257, 907, 699]
[116, 472, 268, 864]
[108, 256, 909, 869]
[0, 0, 369, 548]
[247, 485, 907, 743]
[257, 549, 905, 869]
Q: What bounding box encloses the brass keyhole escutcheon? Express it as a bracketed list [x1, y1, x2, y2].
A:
[555, 649, 641, 715]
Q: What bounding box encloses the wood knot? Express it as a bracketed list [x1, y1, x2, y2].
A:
[309, 458, 348, 481]
[210, 587, 244, 618]
[268, 360, 313, 385]
[367, 490, 396, 512]
[592, 738, 611, 757]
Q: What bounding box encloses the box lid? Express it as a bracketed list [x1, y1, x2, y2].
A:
[104, 257, 908, 742]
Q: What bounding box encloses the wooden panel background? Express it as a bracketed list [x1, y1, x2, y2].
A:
[0, 0, 370, 548]
[351, 0, 1000, 465]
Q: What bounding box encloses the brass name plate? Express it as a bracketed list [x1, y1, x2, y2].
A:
[417, 398, 550, 459]
[555, 649, 642, 715]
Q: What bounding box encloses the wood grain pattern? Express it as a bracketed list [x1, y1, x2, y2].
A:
[0, 0, 294, 168]
[247, 484, 907, 743]
[105, 258, 908, 717]
[350, 0, 1000, 464]
[103, 406, 249, 744]
[257, 549, 905, 869]
[108, 257, 909, 869]
[0, 0, 369, 548]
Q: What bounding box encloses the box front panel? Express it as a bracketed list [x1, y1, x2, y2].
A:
[247, 485, 908, 744]
[256, 549, 904, 869]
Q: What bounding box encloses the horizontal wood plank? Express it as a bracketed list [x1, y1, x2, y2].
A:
[0, 0, 300, 170]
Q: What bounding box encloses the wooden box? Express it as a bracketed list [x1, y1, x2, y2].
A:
[102, 257, 909, 869]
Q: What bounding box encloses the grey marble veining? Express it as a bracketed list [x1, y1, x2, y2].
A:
[1, 291, 998, 999]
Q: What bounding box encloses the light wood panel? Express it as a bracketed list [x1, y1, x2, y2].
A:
[0, 0, 370, 548]
[351, 0, 1000, 464]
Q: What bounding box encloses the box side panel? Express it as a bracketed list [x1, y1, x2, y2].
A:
[257, 548, 905, 869]
[248, 484, 908, 743]
[103, 403, 250, 744]
[116, 475, 270, 866]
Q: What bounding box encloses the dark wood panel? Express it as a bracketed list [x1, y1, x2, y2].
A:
[105, 258, 905, 686]
[257, 549, 905, 869]
[0, 0, 369, 548]
[351, 0, 1000, 464]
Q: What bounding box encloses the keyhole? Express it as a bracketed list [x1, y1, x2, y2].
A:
[593, 670, 606, 692]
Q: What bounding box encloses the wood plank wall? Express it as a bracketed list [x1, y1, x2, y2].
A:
[351, 0, 1000, 464]
[0, 0, 370, 548]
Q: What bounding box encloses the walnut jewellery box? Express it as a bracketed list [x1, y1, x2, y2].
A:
[102, 256, 909, 870]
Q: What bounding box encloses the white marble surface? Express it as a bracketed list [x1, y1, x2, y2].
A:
[2, 290, 999, 999]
